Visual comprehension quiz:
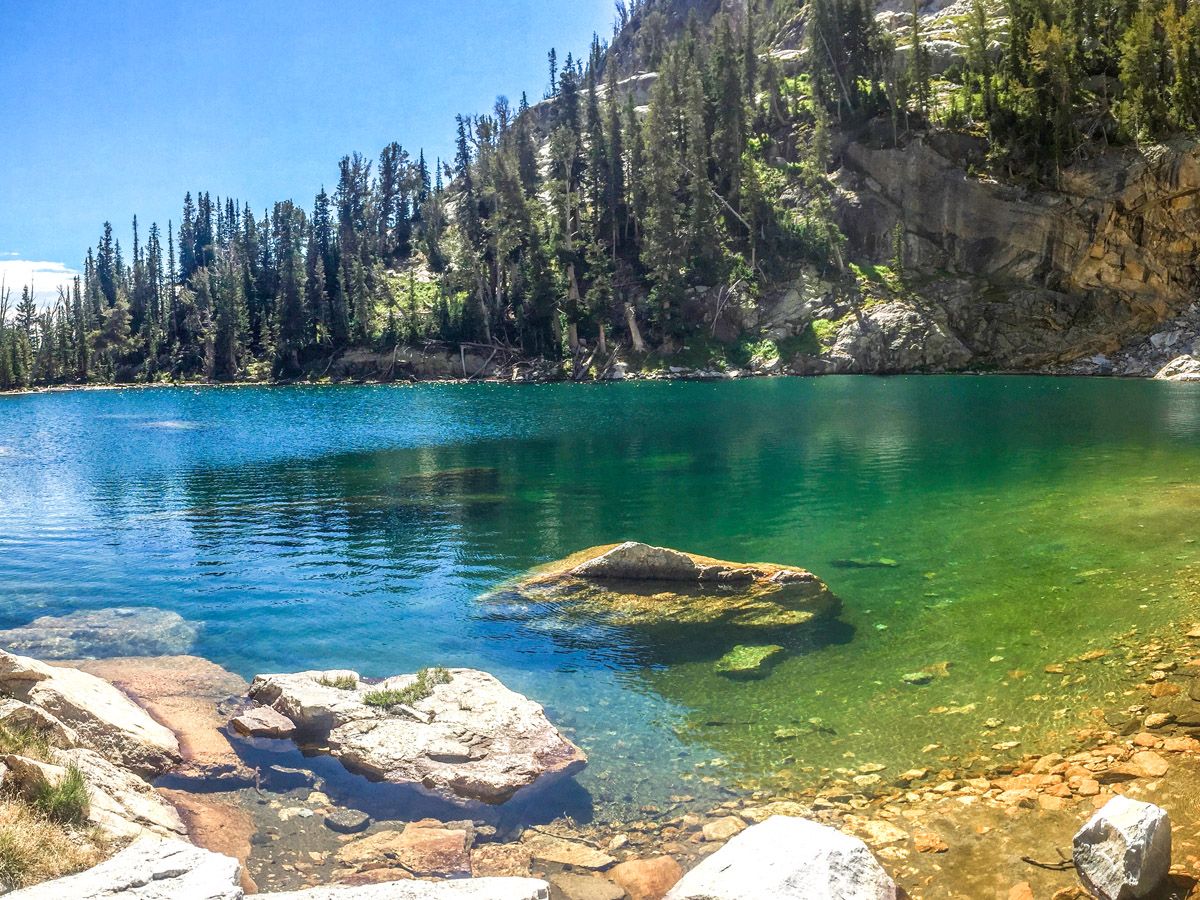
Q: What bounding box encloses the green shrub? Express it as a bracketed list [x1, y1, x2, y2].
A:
[317, 674, 359, 690]
[31, 765, 89, 826]
[363, 667, 452, 709]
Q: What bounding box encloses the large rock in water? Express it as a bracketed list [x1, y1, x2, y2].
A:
[0, 650, 180, 777]
[664, 816, 898, 900]
[246, 667, 585, 804]
[6, 838, 242, 900]
[1073, 796, 1171, 900]
[504, 543, 840, 629]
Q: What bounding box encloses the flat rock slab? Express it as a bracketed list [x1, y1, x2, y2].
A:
[0, 607, 199, 659]
[68, 655, 251, 783]
[336, 823, 471, 878]
[5, 837, 242, 900]
[497, 543, 840, 629]
[247, 667, 585, 804]
[0, 650, 180, 778]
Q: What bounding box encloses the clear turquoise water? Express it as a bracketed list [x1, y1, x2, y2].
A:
[3, 377, 1200, 819]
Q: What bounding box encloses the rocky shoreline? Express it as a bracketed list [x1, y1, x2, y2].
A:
[6, 629, 1200, 899]
[8, 547, 1200, 897]
[5, 338, 1200, 399]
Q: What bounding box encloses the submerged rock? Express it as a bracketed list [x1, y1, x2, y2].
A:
[0, 607, 198, 659]
[500, 542, 840, 630]
[245, 667, 585, 804]
[714, 645, 785, 679]
[0, 650, 180, 778]
[1073, 796, 1171, 900]
[830, 558, 900, 569]
[664, 816, 897, 900]
[336, 821, 474, 878]
[6, 837, 242, 900]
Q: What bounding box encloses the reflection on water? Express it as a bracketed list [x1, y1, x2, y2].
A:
[2, 378, 1200, 818]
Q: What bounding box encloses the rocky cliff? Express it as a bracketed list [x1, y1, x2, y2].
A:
[740, 135, 1200, 376]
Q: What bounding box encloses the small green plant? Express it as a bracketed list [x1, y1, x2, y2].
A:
[363, 667, 452, 708]
[317, 674, 359, 690]
[31, 765, 89, 826]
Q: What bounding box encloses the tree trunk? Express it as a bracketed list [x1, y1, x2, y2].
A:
[624, 302, 646, 353]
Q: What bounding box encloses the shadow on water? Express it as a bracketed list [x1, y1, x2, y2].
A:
[157, 730, 596, 836]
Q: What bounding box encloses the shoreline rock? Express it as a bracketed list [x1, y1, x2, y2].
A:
[245, 667, 586, 804]
[0, 649, 180, 778]
[1073, 796, 1171, 900]
[664, 816, 897, 900]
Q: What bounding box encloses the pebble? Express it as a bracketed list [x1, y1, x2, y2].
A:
[914, 830, 948, 853]
[323, 809, 371, 834]
[700, 817, 745, 842]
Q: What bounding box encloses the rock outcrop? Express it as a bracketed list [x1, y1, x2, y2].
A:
[830, 137, 1200, 371]
[6, 838, 242, 900]
[1073, 796, 1171, 900]
[6, 836, 552, 900]
[5, 748, 187, 840]
[0, 650, 180, 778]
[664, 816, 898, 900]
[244, 667, 586, 803]
[501, 543, 840, 629]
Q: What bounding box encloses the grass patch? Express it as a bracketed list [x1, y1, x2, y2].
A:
[810, 318, 841, 345]
[31, 765, 89, 826]
[0, 726, 52, 762]
[364, 667, 452, 709]
[317, 674, 359, 690]
[0, 799, 106, 889]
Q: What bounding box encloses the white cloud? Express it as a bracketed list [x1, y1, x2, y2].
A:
[0, 259, 80, 307]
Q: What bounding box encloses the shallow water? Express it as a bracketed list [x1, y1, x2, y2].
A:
[3, 377, 1200, 821]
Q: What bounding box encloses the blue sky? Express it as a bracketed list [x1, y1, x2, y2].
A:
[0, 0, 612, 301]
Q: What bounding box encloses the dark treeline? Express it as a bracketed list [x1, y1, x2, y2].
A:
[3, 0, 1198, 389]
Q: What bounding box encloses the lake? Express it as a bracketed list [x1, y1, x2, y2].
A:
[3, 377, 1200, 821]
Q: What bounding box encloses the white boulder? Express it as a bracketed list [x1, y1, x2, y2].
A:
[1073, 796, 1171, 900]
[248, 667, 585, 803]
[6, 838, 241, 900]
[1154, 355, 1200, 381]
[664, 815, 898, 900]
[0, 650, 180, 777]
